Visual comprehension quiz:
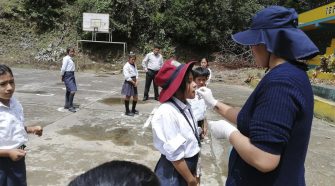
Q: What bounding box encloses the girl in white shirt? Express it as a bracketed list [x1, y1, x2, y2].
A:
[60, 47, 77, 113]
[152, 59, 200, 186]
[0, 64, 43, 186]
[121, 52, 139, 116]
[200, 57, 212, 86]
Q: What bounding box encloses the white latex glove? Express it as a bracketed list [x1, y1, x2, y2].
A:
[208, 120, 238, 139]
[196, 87, 218, 108]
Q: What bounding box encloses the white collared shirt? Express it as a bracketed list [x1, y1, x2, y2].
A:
[123, 62, 138, 81]
[142, 52, 163, 71]
[188, 93, 207, 121]
[0, 97, 28, 149]
[60, 55, 75, 75]
[151, 97, 200, 161]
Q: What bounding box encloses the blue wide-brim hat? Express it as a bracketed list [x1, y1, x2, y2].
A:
[232, 6, 319, 60]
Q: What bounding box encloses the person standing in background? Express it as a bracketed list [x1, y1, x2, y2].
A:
[121, 52, 139, 116]
[61, 47, 77, 113]
[187, 66, 211, 185]
[188, 66, 211, 140]
[200, 58, 212, 86]
[142, 45, 164, 101]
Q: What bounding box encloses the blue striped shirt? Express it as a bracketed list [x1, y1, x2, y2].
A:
[227, 62, 314, 186]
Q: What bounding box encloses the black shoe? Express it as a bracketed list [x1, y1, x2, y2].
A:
[142, 96, 148, 101]
[68, 107, 76, 113]
[125, 111, 134, 116]
[132, 109, 139, 114]
[154, 97, 159, 101]
[64, 106, 69, 109]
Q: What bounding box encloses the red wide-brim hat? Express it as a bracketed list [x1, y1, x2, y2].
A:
[155, 59, 195, 103]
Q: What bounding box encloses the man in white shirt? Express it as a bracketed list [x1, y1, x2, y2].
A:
[142, 45, 163, 101]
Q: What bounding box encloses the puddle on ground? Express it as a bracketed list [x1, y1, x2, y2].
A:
[99, 97, 145, 105]
[99, 97, 124, 105]
[58, 125, 136, 146]
[16, 90, 48, 94]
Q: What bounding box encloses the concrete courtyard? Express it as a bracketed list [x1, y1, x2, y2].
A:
[9, 67, 335, 186]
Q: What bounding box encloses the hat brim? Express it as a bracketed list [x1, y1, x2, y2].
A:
[232, 28, 319, 60]
[158, 62, 195, 103]
[232, 29, 265, 46]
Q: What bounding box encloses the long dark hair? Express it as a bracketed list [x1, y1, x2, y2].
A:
[0, 64, 13, 77]
[178, 66, 194, 94]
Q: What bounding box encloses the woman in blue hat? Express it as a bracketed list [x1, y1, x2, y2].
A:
[197, 6, 319, 186]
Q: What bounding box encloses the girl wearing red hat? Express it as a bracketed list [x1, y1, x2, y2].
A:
[151, 59, 200, 186]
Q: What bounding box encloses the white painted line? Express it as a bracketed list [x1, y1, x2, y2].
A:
[36, 93, 55, 97]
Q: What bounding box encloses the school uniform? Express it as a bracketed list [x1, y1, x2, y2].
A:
[61, 55, 77, 92]
[121, 62, 138, 96]
[188, 93, 207, 129]
[152, 97, 200, 186]
[61, 55, 77, 110]
[0, 97, 28, 186]
[142, 52, 163, 100]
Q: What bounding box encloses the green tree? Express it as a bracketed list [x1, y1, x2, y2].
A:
[17, 0, 315, 54]
[19, 0, 69, 31]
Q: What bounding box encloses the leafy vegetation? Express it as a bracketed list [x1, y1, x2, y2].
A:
[0, 0, 318, 66]
[319, 55, 335, 73]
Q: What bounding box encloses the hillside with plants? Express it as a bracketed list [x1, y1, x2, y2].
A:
[0, 0, 313, 70]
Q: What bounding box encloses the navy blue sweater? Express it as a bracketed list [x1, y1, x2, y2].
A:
[226, 62, 314, 186]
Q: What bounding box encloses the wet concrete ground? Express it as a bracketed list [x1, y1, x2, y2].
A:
[10, 68, 335, 186]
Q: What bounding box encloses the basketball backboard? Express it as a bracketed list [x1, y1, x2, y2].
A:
[83, 13, 109, 33]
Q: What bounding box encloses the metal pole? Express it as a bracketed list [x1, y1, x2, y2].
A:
[93, 27, 98, 41]
[123, 43, 126, 57]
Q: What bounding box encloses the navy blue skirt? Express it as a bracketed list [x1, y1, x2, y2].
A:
[154, 154, 199, 186]
[121, 77, 138, 96]
[63, 71, 77, 92]
[0, 157, 27, 186]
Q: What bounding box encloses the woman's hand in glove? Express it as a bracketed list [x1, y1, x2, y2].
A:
[196, 87, 218, 108]
[208, 120, 238, 140]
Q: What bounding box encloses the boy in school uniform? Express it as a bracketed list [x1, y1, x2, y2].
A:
[187, 66, 210, 185]
[188, 66, 210, 140]
[0, 64, 43, 186]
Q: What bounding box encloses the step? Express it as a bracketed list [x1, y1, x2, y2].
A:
[312, 84, 335, 102]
